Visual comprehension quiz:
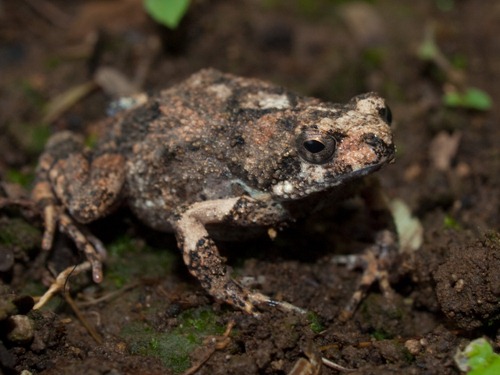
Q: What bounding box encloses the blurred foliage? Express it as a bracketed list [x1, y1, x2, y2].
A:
[444, 88, 492, 111]
[418, 27, 492, 111]
[5, 169, 33, 188]
[454, 338, 500, 375]
[443, 215, 461, 230]
[8, 123, 51, 157]
[144, 0, 190, 28]
[435, 0, 455, 12]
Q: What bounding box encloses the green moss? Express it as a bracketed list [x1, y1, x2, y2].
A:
[19, 280, 48, 300]
[484, 231, 500, 245]
[105, 235, 177, 288]
[20, 80, 46, 109]
[451, 54, 467, 70]
[402, 346, 415, 363]
[124, 323, 195, 373]
[7, 122, 51, 156]
[307, 311, 324, 333]
[107, 235, 138, 258]
[362, 47, 385, 69]
[443, 215, 461, 230]
[5, 169, 34, 188]
[180, 308, 224, 334]
[84, 132, 99, 150]
[0, 218, 41, 250]
[358, 293, 408, 340]
[44, 56, 62, 70]
[435, 0, 455, 12]
[121, 307, 225, 373]
[371, 329, 391, 341]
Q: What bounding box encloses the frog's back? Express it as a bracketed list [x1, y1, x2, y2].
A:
[110, 69, 394, 233]
[118, 69, 316, 231]
[109, 69, 306, 150]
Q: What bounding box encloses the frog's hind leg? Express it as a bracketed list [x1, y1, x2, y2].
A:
[174, 196, 306, 315]
[32, 131, 125, 284]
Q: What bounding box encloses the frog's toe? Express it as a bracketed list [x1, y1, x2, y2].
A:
[242, 300, 260, 316]
[248, 291, 307, 315]
[58, 213, 105, 283]
[41, 204, 58, 250]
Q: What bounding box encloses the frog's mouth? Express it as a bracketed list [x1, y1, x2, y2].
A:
[347, 157, 393, 179]
[349, 163, 382, 178]
[320, 161, 385, 190]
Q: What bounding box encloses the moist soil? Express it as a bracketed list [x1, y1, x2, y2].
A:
[1, 1, 499, 374]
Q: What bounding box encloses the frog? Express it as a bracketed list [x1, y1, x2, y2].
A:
[31, 68, 396, 316]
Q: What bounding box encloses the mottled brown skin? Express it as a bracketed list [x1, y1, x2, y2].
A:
[32, 69, 395, 314]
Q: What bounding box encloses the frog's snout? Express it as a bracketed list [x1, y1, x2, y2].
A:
[363, 133, 395, 163]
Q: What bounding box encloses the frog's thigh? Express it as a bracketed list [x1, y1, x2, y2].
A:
[49, 152, 126, 223]
[175, 196, 285, 313]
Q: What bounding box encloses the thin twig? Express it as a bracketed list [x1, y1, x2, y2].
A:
[22, 0, 71, 28]
[63, 290, 103, 344]
[33, 261, 92, 310]
[77, 283, 139, 307]
[0, 197, 35, 210]
[321, 357, 354, 372]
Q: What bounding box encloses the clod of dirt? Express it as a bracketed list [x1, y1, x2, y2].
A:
[0, 285, 34, 320]
[0, 245, 15, 272]
[0, 217, 42, 273]
[6, 314, 34, 343]
[434, 232, 500, 330]
[0, 287, 35, 346]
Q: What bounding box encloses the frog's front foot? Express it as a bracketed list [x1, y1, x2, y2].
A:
[32, 200, 106, 309]
[33, 180, 106, 285]
[181, 234, 306, 316]
[333, 229, 398, 321]
[248, 291, 308, 315]
[56, 210, 107, 283]
[211, 277, 307, 316]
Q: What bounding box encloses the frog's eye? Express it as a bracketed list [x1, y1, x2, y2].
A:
[296, 131, 336, 164]
[378, 105, 392, 125]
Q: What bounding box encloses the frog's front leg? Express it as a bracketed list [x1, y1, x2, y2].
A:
[32, 131, 126, 283]
[335, 177, 399, 321]
[174, 196, 305, 315]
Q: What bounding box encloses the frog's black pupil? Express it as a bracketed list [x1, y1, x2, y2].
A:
[303, 140, 325, 153]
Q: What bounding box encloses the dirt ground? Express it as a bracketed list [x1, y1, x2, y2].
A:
[1, 0, 499, 374]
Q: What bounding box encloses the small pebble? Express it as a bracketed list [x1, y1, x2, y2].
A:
[6, 315, 34, 343]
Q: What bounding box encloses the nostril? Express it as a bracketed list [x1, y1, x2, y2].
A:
[363, 133, 382, 148]
[363, 133, 395, 161]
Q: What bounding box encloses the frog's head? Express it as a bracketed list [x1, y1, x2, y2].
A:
[271, 93, 395, 200]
